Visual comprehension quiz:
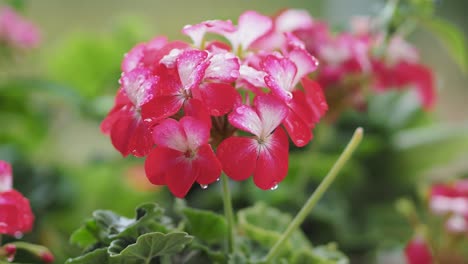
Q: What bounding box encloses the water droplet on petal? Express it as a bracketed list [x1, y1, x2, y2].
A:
[216, 178, 220, 182]
[285, 92, 293, 99]
[270, 184, 279, 191]
[296, 139, 305, 146]
[235, 106, 245, 114]
[200, 184, 209, 189]
[230, 70, 239, 78]
[14, 231, 23, 239]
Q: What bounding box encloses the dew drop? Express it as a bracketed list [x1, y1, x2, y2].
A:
[230, 70, 239, 78]
[296, 139, 305, 146]
[270, 184, 279, 191]
[14, 231, 23, 239]
[216, 178, 220, 182]
[285, 92, 293, 99]
[200, 184, 209, 189]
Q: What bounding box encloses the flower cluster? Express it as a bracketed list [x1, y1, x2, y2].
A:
[102, 10, 328, 197]
[0, 6, 40, 50]
[0, 160, 34, 237]
[255, 10, 435, 119]
[429, 179, 468, 234]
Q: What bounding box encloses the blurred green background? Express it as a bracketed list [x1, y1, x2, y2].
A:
[1, 0, 467, 263]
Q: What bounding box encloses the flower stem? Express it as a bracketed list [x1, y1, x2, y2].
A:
[221, 173, 235, 254]
[263, 127, 364, 263]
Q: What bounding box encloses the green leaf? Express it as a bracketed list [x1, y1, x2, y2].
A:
[65, 248, 109, 264]
[423, 18, 468, 73]
[69, 219, 99, 248]
[111, 232, 193, 262]
[237, 202, 311, 257]
[182, 207, 227, 244]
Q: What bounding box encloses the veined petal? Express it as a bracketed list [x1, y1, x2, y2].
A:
[226, 10, 272, 51]
[152, 118, 188, 152]
[288, 48, 318, 86]
[196, 82, 237, 116]
[254, 95, 288, 138]
[217, 137, 257, 181]
[0, 161, 12, 192]
[263, 55, 297, 101]
[282, 110, 313, 147]
[176, 49, 209, 90]
[193, 145, 222, 185]
[205, 52, 240, 82]
[119, 68, 159, 107]
[228, 104, 263, 137]
[180, 116, 210, 150]
[254, 128, 289, 189]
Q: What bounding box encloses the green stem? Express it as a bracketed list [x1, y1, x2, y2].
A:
[221, 173, 235, 254]
[263, 127, 364, 263]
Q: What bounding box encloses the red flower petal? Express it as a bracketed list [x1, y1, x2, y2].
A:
[183, 99, 212, 127]
[193, 144, 222, 185]
[122, 43, 146, 72]
[195, 82, 237, 116]
[152, 118, 188, 152]
[217, 136, 257, 181]
[180, 116, 210, 150]
[176, 49, 209, 90]
[302, 77, 328, 123]
[288, 48, 318, 86]
[225, 11, 272, 51]
[119, 68, 159, 107]
[165, 153, 199, 198]
[282, 109, 313, 147]
[145, 147, 179, 185]
[229, 104, 263, 137]
[182, 20, 235, 48]
[141, 95, 184, 126]
[0, 190, 34, 236]
[110, 107, 153, 157]
[254, 94, 289, 138]
[254, 128, 289, 189]
[205, 52, 240, 82]
[263, 55, 297, 102]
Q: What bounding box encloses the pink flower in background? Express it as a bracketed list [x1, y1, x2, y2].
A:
[0, 161, 34, 236]
[0, 6, 40, 50]
[404, 236, 433, 264]
[429, 179, 468, 234]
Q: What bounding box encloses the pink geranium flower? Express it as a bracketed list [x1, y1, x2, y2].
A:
[103, 10, 328, 196]
[0, 6, 40, 50]
[0, 161, 34, 236]
[217, 95, 289, 190]
[145, 117, 221, 197]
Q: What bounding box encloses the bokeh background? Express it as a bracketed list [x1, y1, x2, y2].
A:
[1, 0, 467, 263]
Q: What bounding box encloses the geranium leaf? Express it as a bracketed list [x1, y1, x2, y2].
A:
[110, 232, 193, 262]
[237, 202, 311, 257]
[181, 207, 227, 244]
[65, 248, 109, 264]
